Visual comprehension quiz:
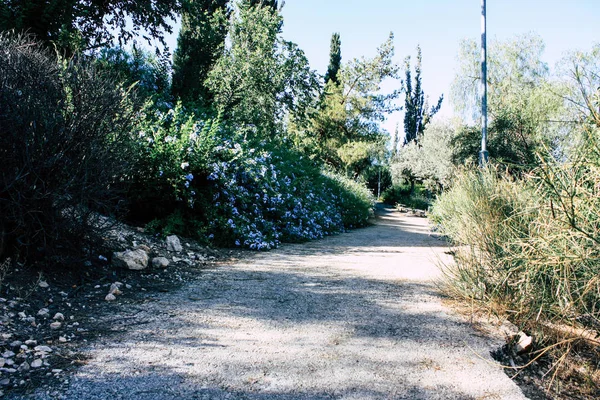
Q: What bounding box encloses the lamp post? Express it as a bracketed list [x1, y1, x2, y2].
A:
[480, 0, 489, 165]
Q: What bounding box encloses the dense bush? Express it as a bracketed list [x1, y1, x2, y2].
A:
[431, 162, 600, 346]
[129, 106, 375, 249]
[0, 34, 137, 261]
[382, 184, 430, 210]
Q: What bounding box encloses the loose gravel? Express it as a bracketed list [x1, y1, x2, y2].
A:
[14, 207, 528, 399]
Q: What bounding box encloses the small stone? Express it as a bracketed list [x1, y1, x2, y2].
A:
[109, 283, 122, 295]
[51, 369, 63, 374]
[112, 249, 149, 270]
[2, 351, 15, 358]
[152, 257, 170, 269]
[37, 308, 50, 318]
[20, 345, 28, 351]
[125, 284, 132, 289]
[58, 337, 67, 343]
[4, 368, 15, 373]
[94, 285, 101, 289]
[50, 321, 62, 330]
[10, 341, 22, 348]
[5, 359, 14, 366]
[105, 293, 116, 302]
[166, 235, 183, 252]
[135, 244, 152, 254]
[31, 359, 43, 368]
[515, 332, 533, 354]
[38, 281, 49, 288]
[0, 358, 4, 367]
[24, 340, 37, 346]
[17, 312, 26, 319]
[172, 257, 182, 263]
[0, 379, 9, 386]
[53, 313, 65, 321]
[34, 346, 52, 353]
[17, 362, 30, 372]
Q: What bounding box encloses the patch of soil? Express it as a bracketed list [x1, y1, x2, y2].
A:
[0, 222, 249, 397]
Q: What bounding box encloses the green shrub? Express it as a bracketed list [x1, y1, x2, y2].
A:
[382, 184, 430, 210]
[0, 34, 137, 262]
[128, 107, 375, 249]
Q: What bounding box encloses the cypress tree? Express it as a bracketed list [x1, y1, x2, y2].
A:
[171, 0, 230, 108]
[324, 33, 342, 85]
[403, 45, 443, 145]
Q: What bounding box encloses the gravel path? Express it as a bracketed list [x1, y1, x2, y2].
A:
[24, 207, 527, 399]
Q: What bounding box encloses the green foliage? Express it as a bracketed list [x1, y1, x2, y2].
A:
[392, 119, 455, 191]
[324, 33, 341, 85]
[0, 33, 137, 261]
[94, 45, 172, 102]
[0, 0, 181, 54]
[382, 184, 430, 210]
[171, 0, 229, 108]
[450, 34, 565, 168]
[294, 34, 400, 177]
[402, 46, 443, 145]
[207, 2, 319, 140]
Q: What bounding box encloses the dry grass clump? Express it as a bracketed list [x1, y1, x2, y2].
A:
[431, 128, 600, 395]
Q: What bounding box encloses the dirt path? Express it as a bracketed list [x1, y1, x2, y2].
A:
[24, 207, 527, 399]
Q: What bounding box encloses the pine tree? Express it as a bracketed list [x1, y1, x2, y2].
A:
[171, 0, 230, 108]
[324, 33, 341, 85]
[402, 45, 443, 145]
[392, 122, 400, 157]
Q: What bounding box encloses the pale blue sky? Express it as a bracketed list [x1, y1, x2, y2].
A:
[163, 0, 599, 134]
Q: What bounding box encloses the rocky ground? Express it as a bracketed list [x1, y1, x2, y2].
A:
[0, 206, 593, 399]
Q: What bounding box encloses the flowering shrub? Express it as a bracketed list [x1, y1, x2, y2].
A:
[129, 105, 374, 250]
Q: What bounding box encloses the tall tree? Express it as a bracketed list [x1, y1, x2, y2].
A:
[402, 46, 443, 145]
[171, 0, 229, 108]
[295, 33, 401, 177]
[324, 33, 341, 85]
[0, 0, 181, 54]
[206, 2, 319, 139]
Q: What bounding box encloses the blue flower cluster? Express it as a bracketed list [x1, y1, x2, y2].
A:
[202, 141, 371, 250]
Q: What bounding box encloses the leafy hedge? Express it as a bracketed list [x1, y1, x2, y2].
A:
[128, 103, 375, 249]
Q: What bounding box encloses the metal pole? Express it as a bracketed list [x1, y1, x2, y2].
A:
[479, 0, 489, 165]
[377, 167, 381, 199]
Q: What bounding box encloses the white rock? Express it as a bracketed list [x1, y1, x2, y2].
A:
[51, 369, 63, 374]
[0, 358, 4, 368]
[105, 293, 116, 301]
[38, 281, 49, 288]
[166, 235, 183, 252]
[24, 340, 37, 346]
[53, 313, 65, 321]
[37, 308, 50, 318]
[2, 351, 15, 358]
[152, 257, 170, 269]
[34, 346, 52, 353]
[17, 312, 26, 319]
[112, 249, 149, 270]
[50, 321, 61, 330]
[17, 362, 30, 372]
[515, 332, 533, 354]
[5, 359, 14, 366]
[58, 337, 67, 343]
[31, 359, 43, 368]
[172, 257, 182, 263]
